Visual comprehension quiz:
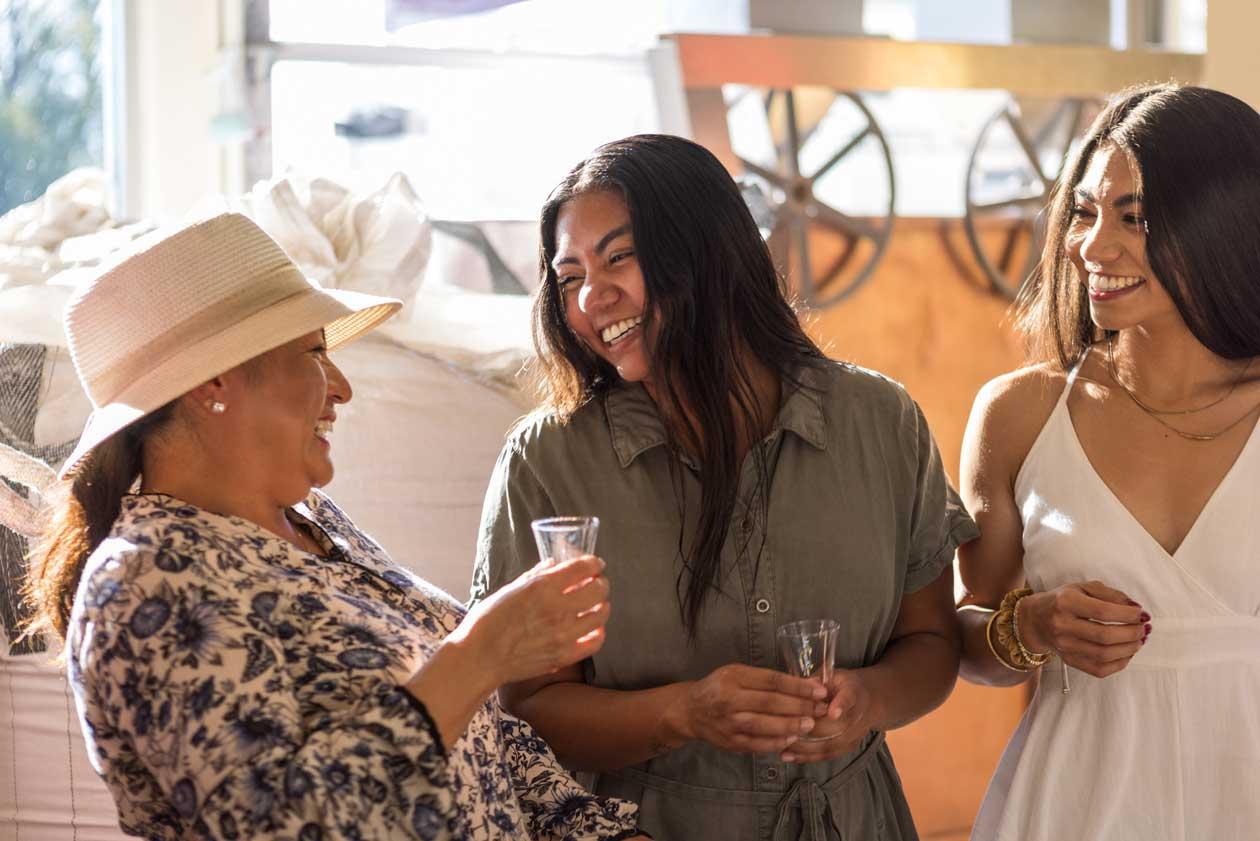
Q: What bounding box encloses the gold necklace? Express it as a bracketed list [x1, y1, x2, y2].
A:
[1106, 334, 1253, 415]
[1105, 337, 1260, 441]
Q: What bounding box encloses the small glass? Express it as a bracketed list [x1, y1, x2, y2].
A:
[778, 619, 842, 742]
[531, 515, 600, 565]
[777, 619, 840, 686]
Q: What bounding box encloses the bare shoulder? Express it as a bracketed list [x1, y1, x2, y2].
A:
[965, 362, 1070, 482]
[974, 363, 1065, 425]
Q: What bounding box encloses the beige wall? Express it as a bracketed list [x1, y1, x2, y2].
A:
[1204, 0, 1260, 109]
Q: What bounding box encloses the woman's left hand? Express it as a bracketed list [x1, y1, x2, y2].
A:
[779, 668, 873, 763]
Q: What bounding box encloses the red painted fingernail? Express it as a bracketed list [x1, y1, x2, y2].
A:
[1144, 623, 1152, 634]
[1126, 599, 1142, 607]
[1140, 612, 1151, 623]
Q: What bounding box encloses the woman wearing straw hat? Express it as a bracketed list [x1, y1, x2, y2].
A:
[25, 213, 647, 841]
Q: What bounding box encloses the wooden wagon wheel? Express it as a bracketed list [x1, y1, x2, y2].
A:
[963, 96, 1102, 299]
[736, 88, 896, 309]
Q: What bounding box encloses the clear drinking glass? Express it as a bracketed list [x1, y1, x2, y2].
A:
[777, 619, 841, 742]
[530, 516, 600, 565]
[777, 619, 840, 686]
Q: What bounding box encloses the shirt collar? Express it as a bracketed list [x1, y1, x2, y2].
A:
[779, 365, 828, 450]
[603, 365, 828, 469]
[604, 383, 668, 469]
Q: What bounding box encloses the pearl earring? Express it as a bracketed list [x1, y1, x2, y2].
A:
[209, 401, 226, 414]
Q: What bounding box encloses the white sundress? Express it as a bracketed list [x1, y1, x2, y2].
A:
[972, 358, 1260, 840]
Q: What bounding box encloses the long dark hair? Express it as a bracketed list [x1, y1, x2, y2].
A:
[1020, 83, 1260, 366]
[25, 405, 173, 640]
[534, 134, 826, 635]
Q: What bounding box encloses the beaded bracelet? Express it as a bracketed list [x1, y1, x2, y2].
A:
[993, 588, 1051, 670]
[1010, 589, 1052, 664]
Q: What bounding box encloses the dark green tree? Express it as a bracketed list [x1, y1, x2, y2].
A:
[0, 0, 101, 215]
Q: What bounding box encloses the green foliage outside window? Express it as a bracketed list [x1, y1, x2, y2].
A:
[0, 0, 101, 215]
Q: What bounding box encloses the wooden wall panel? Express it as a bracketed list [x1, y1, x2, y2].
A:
[801, 218, 1030, 838]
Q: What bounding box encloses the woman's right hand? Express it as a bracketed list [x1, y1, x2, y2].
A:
[674, 664, 829, 753]
[1016, 580, 1150, 678]
[460, 556, 611, 687]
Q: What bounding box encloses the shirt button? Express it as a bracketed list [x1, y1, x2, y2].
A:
[765, 767, 779, 780]
[755, 598, 771, 614]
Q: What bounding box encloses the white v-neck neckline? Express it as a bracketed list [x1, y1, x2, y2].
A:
[1059, 377, 1260, 562]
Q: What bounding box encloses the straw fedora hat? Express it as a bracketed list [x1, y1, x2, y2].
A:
[59, 212, 402, 480]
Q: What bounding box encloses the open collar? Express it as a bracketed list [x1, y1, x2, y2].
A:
[603, 365, 828, 469]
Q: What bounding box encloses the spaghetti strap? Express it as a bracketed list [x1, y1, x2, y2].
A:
[1056, 348, 1090, 410]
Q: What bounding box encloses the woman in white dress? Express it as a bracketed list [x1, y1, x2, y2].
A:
[957, 83, 1260, 840]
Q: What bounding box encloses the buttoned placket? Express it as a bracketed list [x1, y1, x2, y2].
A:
[603, 380, 830, 801]
[736, 431, 787, 794]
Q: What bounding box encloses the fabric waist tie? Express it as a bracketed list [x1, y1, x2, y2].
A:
[1129, 615, 1260, 670]
[771, 731, 886, 841]
[607, 732, 887, 840]
[608, 732, 886, 841]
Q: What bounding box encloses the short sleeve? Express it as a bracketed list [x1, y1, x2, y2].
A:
[469, 438, 555, 607]
[904, 400, 980, 593]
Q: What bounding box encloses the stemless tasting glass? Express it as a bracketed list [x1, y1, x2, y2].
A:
[531, 516, 600, 565]
[777, 619, 839, 686]
[777, 619, 840, 742]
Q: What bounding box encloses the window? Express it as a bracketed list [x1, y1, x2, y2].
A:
[251, 0, 1207, 222]
[261, 0, 668, 219]
[0, 0, 103, 214]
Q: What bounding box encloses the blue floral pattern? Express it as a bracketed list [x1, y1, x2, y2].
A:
[66, 491, 641, 840]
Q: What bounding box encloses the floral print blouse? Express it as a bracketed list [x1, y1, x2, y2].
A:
[65, 490, 641, 841]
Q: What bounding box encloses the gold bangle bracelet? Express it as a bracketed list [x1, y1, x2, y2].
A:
[986, 609, 1031, 672]
[995, 588, 1050, 669]
[1011, 592, 1052, 663]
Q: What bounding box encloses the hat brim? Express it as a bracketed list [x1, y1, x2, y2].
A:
[58, 286, 401, 480]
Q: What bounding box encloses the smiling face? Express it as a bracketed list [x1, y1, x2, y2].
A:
[224, 330, 351, 504]
[551, 190, 654, 383]
[1066, 143, 1181, 333]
